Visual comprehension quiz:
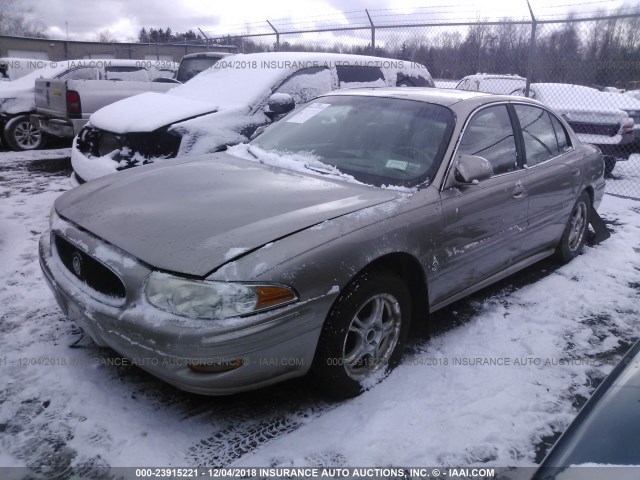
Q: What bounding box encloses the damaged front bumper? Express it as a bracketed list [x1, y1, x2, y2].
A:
[38, 222, 330, 395]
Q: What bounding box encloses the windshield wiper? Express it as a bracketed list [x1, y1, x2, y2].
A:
[306, 164, 335, 175]
[247, 145, 259, 159]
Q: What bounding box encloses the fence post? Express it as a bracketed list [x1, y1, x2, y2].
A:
[525, 0, 537, 97]
[365, 9, 376, 54]
[267, 20, 280, 51]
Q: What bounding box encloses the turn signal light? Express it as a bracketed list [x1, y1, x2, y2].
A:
[256, 286, 296, 310]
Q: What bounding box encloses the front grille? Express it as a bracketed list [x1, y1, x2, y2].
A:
[569, 121, 620, 137]
[76, 126, 181, 162]
[54, 234, 126, 300]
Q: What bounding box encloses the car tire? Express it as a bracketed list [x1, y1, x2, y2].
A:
[311, 269, 411, 399]
[556, 191, 591, 263]
[604, 157, 616, 177]
[3, 115, 47, 151]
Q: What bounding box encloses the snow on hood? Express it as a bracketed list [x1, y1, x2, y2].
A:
[89, 92, 219, 134]
[55, 152, 398, 276]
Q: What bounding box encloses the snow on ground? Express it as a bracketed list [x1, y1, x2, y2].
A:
[237, 192, 640, 468]
[0, 149, 639, 474]
[0, 148, 70, 162]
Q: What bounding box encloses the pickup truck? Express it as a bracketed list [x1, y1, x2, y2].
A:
[31, 60, 178, 142]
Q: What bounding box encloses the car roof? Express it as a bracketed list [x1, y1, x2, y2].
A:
[322, 87, 517, 107]
[219, 51, 426, 65]
[461, 73, 526, 80]
[181, 52, 232, 59]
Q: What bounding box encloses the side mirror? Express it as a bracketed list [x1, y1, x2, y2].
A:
[455, 154, 493, 184]
[265, 93, 295, 119]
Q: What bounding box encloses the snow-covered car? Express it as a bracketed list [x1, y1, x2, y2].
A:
[0, 57, 46, 81]
[521, 84, 639, 175]
[455, 73, 527, 95]
[40, 88, 605, 397]
[0, 59, 177, 151]
[533, 339, 640, 479]
[70, 52, 435, 183]
[456, 75, 637, 175]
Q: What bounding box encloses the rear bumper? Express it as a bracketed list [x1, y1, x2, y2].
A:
[31, 115, 86, 138]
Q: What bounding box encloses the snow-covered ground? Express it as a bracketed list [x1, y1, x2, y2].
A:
[0, 148, 639, 475]
[608, 153, 640, 198]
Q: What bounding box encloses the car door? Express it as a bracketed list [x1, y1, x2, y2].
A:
[431, 104, 529, 305]
[512, 103, 582, 250]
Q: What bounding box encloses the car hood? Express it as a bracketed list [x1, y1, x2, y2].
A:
[55, 153, 399, 276]
[89, 92, 220, 134]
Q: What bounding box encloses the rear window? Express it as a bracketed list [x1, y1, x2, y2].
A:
[396, 73, 431, 87]
[177, 57, 222, 83]
[336, 65, 384, 86]
[104, 66, 149, 81]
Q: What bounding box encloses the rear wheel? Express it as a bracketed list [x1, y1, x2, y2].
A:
[4, 115, 47, 151]
[556, 191, 590, 263]
[311, 270, 411, 399]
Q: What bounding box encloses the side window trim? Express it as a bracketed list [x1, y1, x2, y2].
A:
[506, 103, 526, 170]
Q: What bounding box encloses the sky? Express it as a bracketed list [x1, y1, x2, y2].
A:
[24, 0, 634, 42]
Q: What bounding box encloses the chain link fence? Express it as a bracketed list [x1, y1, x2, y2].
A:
[206, 10, 640, 199]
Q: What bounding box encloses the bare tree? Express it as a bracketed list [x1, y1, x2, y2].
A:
[96, 30, 117, 43]
[0, 0, 46, 37]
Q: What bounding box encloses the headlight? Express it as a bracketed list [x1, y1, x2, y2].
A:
[145, 272, 297, 320]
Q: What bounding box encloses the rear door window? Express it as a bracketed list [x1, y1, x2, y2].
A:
[396, 73, 431, 87]
[514, 105, 563, 166]
[549, 113, 572, 153]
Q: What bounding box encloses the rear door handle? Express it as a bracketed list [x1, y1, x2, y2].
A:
[571, 168, 581, 176]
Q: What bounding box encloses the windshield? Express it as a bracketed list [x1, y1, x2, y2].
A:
[250, 95, 455, 189]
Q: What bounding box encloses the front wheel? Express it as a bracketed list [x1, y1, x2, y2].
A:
[556, 191, 591, 263]
[311, 270, 411, 398]
[3, 115, 47, 151]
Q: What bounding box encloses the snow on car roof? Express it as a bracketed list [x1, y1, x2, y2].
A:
[531, 83, 640, 112]
[167, 51, 432, 111]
